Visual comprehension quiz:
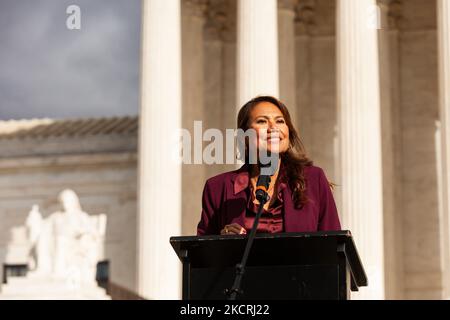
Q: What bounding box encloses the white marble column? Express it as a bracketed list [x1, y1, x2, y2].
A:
[221, 1, 240, 173]
[138, 0, 182, 299]
[204, 0, 232, 177]
[237, 0, 279, 108]
[336, 0, 385, 299]
[204, 1, 226, 133]
[379, 0, 405, 300]
[181, 0, 207, 236]
[294, 0, 315, 158]
[437, 0, 450, 300]
[222, 0, 238, 132]
[376, 0, 404, 300]
[278, 0, 298, 120]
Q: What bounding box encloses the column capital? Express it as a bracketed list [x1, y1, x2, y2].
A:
[278, 0, 298, 12]
[182, 0, 209, 19]
[294, 0, 316, 36]
[204, 0, 236, 42]
[377, 0, 403, 30]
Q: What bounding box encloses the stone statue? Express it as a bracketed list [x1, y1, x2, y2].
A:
[25, 205, 43, 270]
[25, 189, 107, 286]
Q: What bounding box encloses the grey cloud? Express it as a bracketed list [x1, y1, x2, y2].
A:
[0, 0, 141, 120]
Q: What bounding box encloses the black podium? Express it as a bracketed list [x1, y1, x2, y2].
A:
[170, 231, 367, 300]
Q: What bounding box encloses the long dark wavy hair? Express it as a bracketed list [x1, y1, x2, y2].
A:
[237, 96, 313, 209]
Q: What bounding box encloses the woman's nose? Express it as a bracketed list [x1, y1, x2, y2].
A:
[268, 121, 279, 131]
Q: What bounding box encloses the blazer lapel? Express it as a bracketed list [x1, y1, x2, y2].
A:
[225, 165, 249, 227]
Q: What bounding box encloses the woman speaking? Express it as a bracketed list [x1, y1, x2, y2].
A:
[197, 96, 341, 236]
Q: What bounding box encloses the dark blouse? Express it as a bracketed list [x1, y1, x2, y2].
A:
[243, 178, 285, 233]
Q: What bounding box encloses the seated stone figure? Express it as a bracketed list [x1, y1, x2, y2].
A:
[25, 189, 107, 286]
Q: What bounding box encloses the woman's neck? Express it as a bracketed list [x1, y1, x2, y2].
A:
[249, 158, 281, 178]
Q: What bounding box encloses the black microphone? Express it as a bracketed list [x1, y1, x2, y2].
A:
[255, 175, 271, 203]
[255, 156, 278, 202]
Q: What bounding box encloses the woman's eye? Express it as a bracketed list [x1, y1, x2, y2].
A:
[256, 119, 266, 124]
[277, 119, 285, 124]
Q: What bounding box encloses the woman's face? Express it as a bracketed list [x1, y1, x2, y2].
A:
[248, 101, 290, 154]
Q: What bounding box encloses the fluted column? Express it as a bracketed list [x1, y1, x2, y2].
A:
[181, 0, 208, 236]
[221, 0, 238, 132]
[377, 0, 403, 300]
[138, 0, 182, 299]
[336, 0, 385, 299]
[204, 0, 232, 177]
[278, 0, 298, 119]
[204, 0, 227, 133]
[294, 0, 315, 158]
[237, 0, 279, 108]
[437, 0, 450, 300]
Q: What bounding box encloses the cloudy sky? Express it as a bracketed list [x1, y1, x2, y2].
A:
[0, 0, 141, 120]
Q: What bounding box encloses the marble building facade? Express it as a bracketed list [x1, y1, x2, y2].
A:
[1, 0, 450, 300]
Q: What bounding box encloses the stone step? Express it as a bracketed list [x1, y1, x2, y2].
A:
[6, 276, 91, 285]
[1, 285, 107, 296]
[2, 282, 107, 292]
[0, 276, 111, 300]
[0, 293, 110, 300]
[0, 290, 111, 300]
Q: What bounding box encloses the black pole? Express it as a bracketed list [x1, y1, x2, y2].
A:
[225, 184, 270, 300]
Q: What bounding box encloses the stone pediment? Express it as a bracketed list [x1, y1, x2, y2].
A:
[0, 117, 138, 158]
[0, 116, 138, 140]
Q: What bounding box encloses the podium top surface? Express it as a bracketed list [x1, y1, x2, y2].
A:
[170, 230, 367, 287]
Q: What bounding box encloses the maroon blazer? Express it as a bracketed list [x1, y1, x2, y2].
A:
[197, 164, 341, 235]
